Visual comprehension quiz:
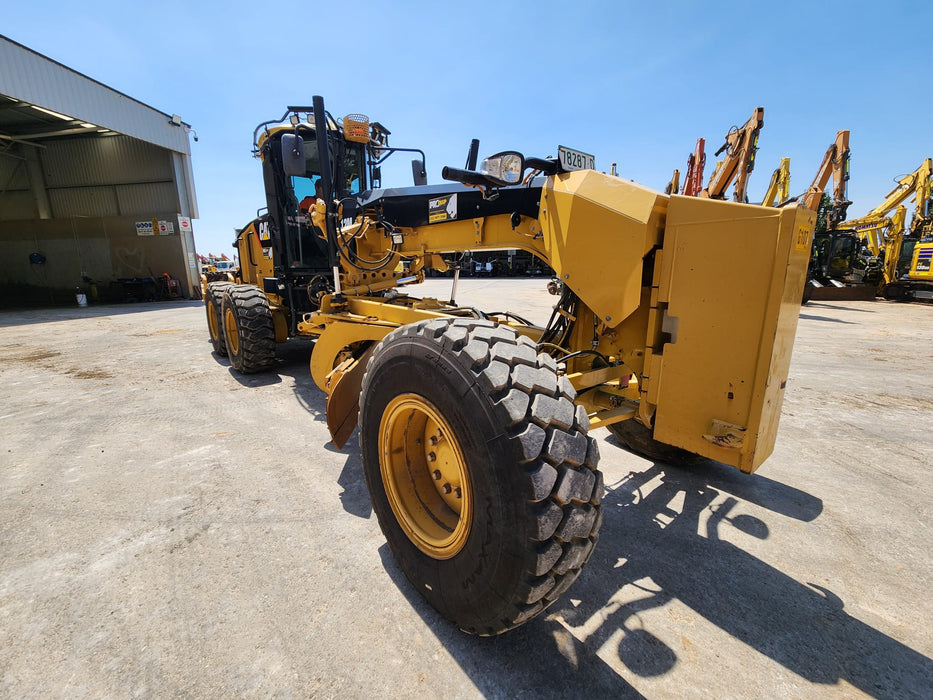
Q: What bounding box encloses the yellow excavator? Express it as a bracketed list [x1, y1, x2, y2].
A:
[761, 157, 791, 207]
[791, 130, 868, 302]
[838, 158, 933, 300]
[204, 97, 814, 635]
[800, 130, 851, 221]
[699, 107, 764, 202]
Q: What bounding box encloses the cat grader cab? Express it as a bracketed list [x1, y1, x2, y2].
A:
[204, 97, 814, 635]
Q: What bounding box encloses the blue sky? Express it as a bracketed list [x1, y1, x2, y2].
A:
[4, 1, 931, 258]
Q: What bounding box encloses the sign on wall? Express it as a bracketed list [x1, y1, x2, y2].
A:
[135, 218, 177, 236]
[135, 221, 155, 236]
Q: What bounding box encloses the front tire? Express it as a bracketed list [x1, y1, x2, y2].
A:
[221, 284, 276, 373]
[359, 318, 604, 635]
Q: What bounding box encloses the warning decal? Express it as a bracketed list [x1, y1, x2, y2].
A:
[429, 193, 457, 223]
[794, 225, 812, 251]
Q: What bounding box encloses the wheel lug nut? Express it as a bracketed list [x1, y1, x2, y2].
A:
[432, 469, 442, 481]
[442, 483, 452, 494]
[454, 487, 462, 499]
[427, 452, 436, 462]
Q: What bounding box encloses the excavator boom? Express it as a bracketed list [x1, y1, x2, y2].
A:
[761, 157, 791, 207]
[840, 158, 932, 232]
[700, 107, 764, 202]
[801, 130, 850, 227]
[681, 138, 706, 197]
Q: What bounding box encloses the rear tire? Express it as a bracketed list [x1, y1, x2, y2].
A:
[221, 284, 276, 373]
[205, 281, 232, 356]
[359, 318, 604, 635]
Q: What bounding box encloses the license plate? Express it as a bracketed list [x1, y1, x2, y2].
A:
[558, 145, 595, 172]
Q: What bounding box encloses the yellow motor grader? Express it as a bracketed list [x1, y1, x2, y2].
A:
[205, 96, 814, 635]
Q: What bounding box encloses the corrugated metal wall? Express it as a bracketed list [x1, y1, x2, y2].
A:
[115, 183, 179, 215]
[34, 134, 179, 218]
[1, 134, 179, 220]
[0, 215, 192, 304]
[0, 36, 201, 300]
[42, 135, 173, 187]
[0, 36, 199, 220]
[0, 150, 34, 218]
[48, 188, 116, 218]
[0, 151, 29, 189]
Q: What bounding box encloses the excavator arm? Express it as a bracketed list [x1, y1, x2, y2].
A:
[700, 107, 764, 202]
[904, 159, 932, 236]
[681, 138, 706, 197]
[839, 158, 932, 234]
[854, 158, 931, 223]
[826, 158, 932, 294]
[801, 130, 851, 227]
[761, 157, 791, 207]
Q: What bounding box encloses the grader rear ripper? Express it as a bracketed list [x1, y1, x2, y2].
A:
[204, 97, 814, 635]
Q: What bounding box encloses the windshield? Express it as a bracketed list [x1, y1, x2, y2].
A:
[282, 135, 367, 269]
[340, 142, 365, 196]
[286, 133, 366, 200]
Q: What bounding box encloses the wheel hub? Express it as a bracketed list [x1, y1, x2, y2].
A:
[379, 394, 471, 559]
[224, 307, 239, 355]
[208, 301, 220, 339]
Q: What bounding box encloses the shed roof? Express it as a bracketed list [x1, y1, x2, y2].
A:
[0, 34, 191, 154]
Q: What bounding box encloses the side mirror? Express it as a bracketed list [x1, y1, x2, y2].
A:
[411, 159, 427, 186]
[372, 166, 382, 189]
[281, 134, 305, 177]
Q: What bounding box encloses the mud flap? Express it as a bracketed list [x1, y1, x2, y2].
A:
[325, 345, 375, 449]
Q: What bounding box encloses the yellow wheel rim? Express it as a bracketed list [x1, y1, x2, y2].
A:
[224, 307, 239, 355]
[208, 301, 221, 341]
[379, 394, 472, 559]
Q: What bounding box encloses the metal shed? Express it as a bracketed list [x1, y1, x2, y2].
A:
[0, 34, 200, 306]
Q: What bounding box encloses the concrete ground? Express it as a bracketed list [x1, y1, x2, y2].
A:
[1, 279, 930, 699]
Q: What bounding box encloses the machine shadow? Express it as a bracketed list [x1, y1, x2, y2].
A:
[333, 445, 371, 519]
[553, 446, 932, 698]
[224, 337, 318, 392]
[238, 337, 929, 697]
[254, 337, 326, 416]
[376, 545, 644, 699]
[269, 337, 373, 519]
[0, 299, 203, 327]
[803, 302, 876, 313]
[798, 313, 858, 324]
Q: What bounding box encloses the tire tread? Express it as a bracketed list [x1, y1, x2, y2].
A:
[361, 317, 603, 636]
[222, 284, 276, 373]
